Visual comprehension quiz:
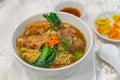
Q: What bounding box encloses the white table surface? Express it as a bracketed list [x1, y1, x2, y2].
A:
[0, 0, 120, 80]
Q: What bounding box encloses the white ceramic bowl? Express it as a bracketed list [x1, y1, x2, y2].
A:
[54, 1, 85, 18]
[93, 11, 120, 43]
[11, 12, 93, 79]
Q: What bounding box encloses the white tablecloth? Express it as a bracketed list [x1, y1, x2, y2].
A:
[0, 0, 120, 80]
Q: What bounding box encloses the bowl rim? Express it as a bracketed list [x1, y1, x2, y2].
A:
[93, 11, 120, 43]
[11, 12, 93, 71]
[54, 1, 85, 19]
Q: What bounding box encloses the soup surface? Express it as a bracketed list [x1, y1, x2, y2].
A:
[16, 13, 86, 68]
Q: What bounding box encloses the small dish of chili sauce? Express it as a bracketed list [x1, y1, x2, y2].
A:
[54, 1, 85, 18]
[60, 7, 81, 17]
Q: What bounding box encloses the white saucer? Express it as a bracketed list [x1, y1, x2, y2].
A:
[8, 48, 96, 80]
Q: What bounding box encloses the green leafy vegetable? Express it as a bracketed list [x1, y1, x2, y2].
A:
[74, 51, 84, 59]
[44, 48, 56, 67]
[32, 46, 56, 68]
[33, 46, 49, 67]
[43, 12, 61, 30]
[60, 39, 69, 50]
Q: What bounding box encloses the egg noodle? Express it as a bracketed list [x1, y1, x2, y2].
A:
[17, 48, 40, 62]
[54, 53, 75, 65]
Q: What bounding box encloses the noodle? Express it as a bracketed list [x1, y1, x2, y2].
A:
[54, 53, 75, 65]
[17, 48, 41, 62]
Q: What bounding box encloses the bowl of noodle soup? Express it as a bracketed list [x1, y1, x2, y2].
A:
[11, 12, 93, 79]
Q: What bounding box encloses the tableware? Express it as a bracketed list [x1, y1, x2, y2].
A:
[96, 44, 120, 75]
[7, 47, 96, 80]
[54, 1, 85, 18]
[93, 11, 120, 43]
[11, 12, 93, 79]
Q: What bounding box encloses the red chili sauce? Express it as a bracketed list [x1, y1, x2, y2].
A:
[60, 7, 81, 17]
